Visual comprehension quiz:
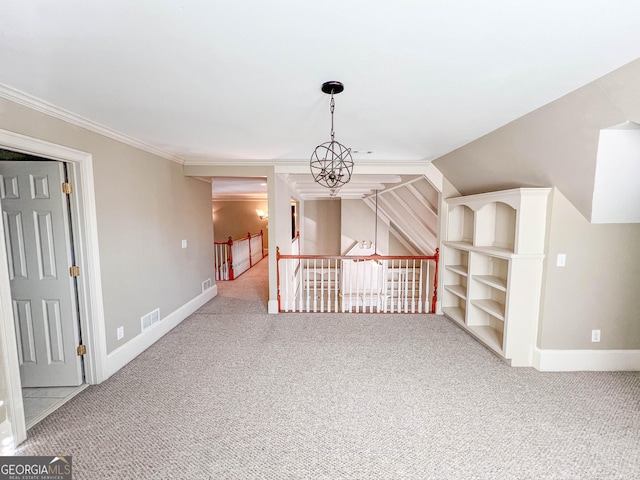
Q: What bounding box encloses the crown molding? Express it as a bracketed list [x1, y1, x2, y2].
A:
[184, 158, 434, 172]
[212, 194, 268, 202]
[184, 158, 279, 167]
[0, 83, 184, 165]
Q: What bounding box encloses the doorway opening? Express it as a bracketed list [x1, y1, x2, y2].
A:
[0, 150, 88, 429]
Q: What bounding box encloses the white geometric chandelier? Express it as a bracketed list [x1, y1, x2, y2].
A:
[310, 81, 354, 190]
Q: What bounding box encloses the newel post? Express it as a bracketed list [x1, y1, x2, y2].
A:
[227, 236, 235, 281]
[248, 232, 253, 268]
[276, 246, 281, 312]
[260, 230, 265, 259]
[431, 248, 439, 314]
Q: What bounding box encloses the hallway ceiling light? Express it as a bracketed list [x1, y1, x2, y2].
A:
[310, 81, 354, 190]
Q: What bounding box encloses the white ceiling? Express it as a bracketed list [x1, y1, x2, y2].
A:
[211, 176, 267, 200]
[2, 1, 640, 173]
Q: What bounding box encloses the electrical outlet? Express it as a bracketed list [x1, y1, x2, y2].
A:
[591, 329, 601, 342]
[117, 326, 124, 340]
[182, 239, 188, 249]
[556, 254, 566, 267]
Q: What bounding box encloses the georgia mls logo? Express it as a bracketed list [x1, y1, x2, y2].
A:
[0, 455, 72, 480]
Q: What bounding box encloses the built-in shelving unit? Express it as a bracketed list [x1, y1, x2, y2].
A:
[441, 188, 550, 367]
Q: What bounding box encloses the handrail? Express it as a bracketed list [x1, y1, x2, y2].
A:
[278, 253, 436, 261]
[214, 230, 265, 281]
[276, 247, 439, 313]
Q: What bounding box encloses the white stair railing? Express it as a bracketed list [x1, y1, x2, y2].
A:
[276, 249, 439, 314]
[214, 231, 265, 281]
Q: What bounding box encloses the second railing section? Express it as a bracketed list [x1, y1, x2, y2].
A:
[214, 231, 265, 281]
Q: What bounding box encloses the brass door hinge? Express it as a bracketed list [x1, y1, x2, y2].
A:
[70, 266, 80, 277]
[62, 182, 72, 194]
[77, 344, 87, 356]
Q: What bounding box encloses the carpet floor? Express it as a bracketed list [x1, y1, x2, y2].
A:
[15, 259, 640, 479]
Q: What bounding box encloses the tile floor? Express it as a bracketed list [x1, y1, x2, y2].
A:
[22, 385, 88, 429]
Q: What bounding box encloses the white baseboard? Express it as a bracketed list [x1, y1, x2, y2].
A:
[268, 300, 279, 314]
[533, 347, 640, 371]
[105, 285, 218, 379]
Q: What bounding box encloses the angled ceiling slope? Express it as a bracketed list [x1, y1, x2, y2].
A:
[434, 58, 640, 221]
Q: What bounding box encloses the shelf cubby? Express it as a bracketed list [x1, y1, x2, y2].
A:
[470, 298, 505, 321]
[467, 301, 505, 353]
[474, 275, 506, 291]
[470, 254, 508, 291]
[442, 245, 469, 326]
[442, 305, 466, 325]
[474, 202, 516, 252]
[444, 248, 468, 274]
[444, 284, 466, 300]
[467, 324, 504, 354]
[446, 204, 474, 245]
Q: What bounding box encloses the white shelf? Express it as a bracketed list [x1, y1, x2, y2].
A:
[470, 299, 505, 321]
[442, 188, 549, 367]
[442, 307, 465, 325]
[443, 241, 516, 259]
[444, 240, 474, 249]
[473, 275, 507, 291]
[445, 265, 468, 277]
[468, 325, 503, 354]
[444, 284, 466, 299]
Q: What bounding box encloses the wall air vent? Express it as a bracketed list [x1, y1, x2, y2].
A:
[141, 308, 160, 332]
[202, 278, 212, 292]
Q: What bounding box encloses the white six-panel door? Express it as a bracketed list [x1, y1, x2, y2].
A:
[0, 160, 83, 387]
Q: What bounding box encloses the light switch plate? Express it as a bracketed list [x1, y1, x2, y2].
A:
[182, 239, 187, 249]
[556, 253, 566, 267]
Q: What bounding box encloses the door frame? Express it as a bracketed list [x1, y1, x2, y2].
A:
[0, 129, 107, 445]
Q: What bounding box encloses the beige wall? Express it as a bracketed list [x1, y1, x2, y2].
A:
[341, 200, 390, 255]
[303, 200, 341, 255]
[213, 200, 269, 248]
[431, 59, 640, 350]
[0, 97, 215, 354]
[434, 58, 640, 221]
[539, 189, 640, 349]
[388, 234, 413, 256]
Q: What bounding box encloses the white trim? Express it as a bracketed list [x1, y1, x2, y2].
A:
[105, 286, 218, 379]
[268, 300, 279, 314]
[533, 347, 640, 371]
[65, 159, 108, 385]
[186, 157, 435, 171]
[0, 84, 184, 165]
[422, 162, 444, 192]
